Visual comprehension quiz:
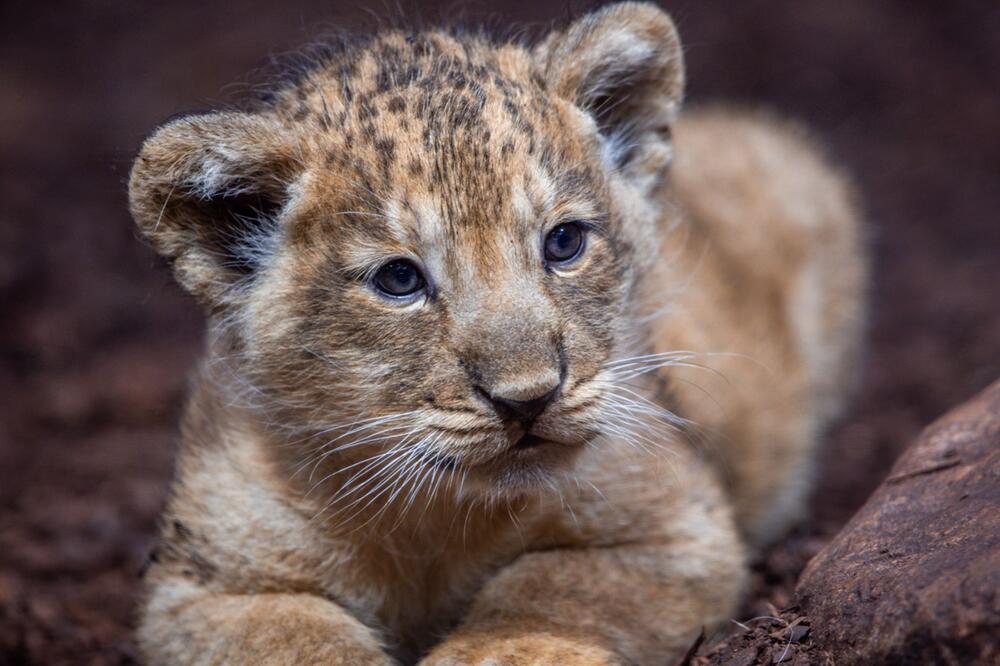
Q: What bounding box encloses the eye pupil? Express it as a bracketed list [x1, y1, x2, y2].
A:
[374, 259, 424, 297]
[544, 223, 585, 264]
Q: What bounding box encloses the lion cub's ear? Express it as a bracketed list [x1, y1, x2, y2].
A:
[128, 111, 302, 309]
[535, 2, 684, 188]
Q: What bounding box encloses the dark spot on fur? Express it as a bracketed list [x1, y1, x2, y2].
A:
[374, 137, 397, 176]
[404, 66, 421, 86]
[387, 95, 407, 113]
[356, 97, 378, 121]
[160, 520, 218, 584]
[341, 75, 354, 103]
[408, 34, 433, 57]
[448, 69, 469, 90]
[138, 545, 160, 578]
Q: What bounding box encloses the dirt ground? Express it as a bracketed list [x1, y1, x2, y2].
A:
[1, 1, 998, 663]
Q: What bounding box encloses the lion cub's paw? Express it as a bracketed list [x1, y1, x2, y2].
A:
[419, 632, 621, 666]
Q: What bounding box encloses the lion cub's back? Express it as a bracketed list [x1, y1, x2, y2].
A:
[671, 106, 866, 421]
[656, 107, 867, 545]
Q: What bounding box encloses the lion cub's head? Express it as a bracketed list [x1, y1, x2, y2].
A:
[129, 3, 684, 496]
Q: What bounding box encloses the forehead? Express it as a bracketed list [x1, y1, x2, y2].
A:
[276, 31, 605, 233]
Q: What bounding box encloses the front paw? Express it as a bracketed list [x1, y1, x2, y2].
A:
[419, 632, 621, 666]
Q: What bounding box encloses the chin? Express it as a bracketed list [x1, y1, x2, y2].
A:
[453, 438, 586, 499]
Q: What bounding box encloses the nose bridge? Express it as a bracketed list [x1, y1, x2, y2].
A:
[455, 277, 562, 399]
[483, 312, 561, 400]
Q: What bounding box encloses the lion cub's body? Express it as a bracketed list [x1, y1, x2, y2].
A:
[130, 5, 864, 664]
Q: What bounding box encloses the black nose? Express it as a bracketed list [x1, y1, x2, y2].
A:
[482, 387, 559, 425]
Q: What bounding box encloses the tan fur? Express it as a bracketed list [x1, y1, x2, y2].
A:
[657, 108, 867, 545]
[129, 3, 865, 664]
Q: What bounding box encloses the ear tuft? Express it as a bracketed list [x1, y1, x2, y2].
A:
[536, 2, 684, 180]
[128, 112, 301, 308]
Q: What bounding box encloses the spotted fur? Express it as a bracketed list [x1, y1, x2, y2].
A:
[129, 3, 865, 664]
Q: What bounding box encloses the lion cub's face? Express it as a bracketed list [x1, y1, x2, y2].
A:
[256, 71, 629, 489]
[130, 4, 684, 494]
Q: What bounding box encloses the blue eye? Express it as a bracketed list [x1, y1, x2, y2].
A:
[374, 259, 425, 298]
[544, 222, 586, 265]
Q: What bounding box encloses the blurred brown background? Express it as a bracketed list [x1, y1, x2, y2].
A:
[1, 1, 998, 663]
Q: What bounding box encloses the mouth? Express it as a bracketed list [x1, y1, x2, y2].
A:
[513, 433, 549, 450]
[429, 433, 562, 474]
[442, 428, 590, 495]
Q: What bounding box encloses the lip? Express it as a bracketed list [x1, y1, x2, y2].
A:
[448, 427, 591, 477]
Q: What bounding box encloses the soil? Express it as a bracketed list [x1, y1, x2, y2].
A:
[689, 606, 820, 666]
[1, 1, 998, 664]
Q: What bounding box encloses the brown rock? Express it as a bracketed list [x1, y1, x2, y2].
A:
[797, 379, 1000, 664]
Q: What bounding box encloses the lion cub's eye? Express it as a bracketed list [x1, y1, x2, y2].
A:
[373, 259, 425, 298]
[544, 222, 586, 266]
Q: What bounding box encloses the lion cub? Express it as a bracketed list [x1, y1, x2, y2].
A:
[129, 3, 865, 664]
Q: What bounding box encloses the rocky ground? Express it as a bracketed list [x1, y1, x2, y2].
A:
[1, 1, 998, 663]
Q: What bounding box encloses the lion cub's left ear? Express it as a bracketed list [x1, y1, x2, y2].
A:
[535, 2, 684, 187]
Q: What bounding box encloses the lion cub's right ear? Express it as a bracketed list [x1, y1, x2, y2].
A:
[535, 2, 684, 193]
[128, 111, 302, 309]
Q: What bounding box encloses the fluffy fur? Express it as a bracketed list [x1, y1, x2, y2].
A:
[128, 3, 866, 664]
